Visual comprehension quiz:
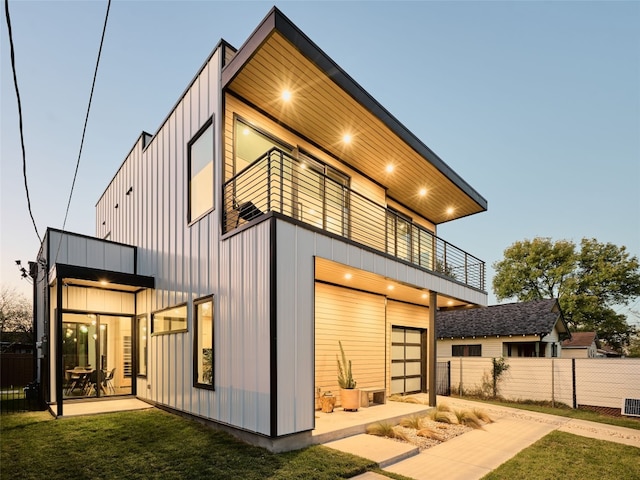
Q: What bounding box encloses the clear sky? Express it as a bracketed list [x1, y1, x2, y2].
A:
[1, 1, 639, 325]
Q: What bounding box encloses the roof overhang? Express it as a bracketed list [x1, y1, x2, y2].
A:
[222, 7, 487, 225]
[50, 264, 155, 293]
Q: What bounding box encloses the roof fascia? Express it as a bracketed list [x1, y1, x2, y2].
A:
[222, 7, 487, 211]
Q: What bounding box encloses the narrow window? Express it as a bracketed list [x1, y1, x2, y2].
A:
[194, 296, 214, 388]
[136, 316, 147, 376]
[188, 119, 214, 222]
[452, 344, 482, 357]
[152, 305, 188, 334]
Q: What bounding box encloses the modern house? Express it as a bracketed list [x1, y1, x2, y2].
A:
[561, 331, 599, 358]
[32, 7, 487, 451]
[437, 299, 569, 358]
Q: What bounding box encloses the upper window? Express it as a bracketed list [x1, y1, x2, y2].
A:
[234, 118, 291, 174]
[193, 296, 214, 389]
[152, 305, 187, 334]
[452, 344, 481, 357]
[188, 119, 214, 222]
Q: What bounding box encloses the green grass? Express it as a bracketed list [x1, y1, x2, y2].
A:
[1, 409, 381, 480]
[482, 431, 640, 480]
[454, 396, 640, 430]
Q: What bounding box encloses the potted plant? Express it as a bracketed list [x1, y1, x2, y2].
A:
[320, 391, 336, 413]
[337, 341, 360, 411]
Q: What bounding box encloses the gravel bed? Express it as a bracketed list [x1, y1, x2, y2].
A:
[386, 419, 473, 451]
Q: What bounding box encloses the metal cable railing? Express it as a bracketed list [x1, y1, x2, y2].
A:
[223, 148, 485, 291]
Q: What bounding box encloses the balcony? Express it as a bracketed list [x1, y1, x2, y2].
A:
[223, 149, 485, 291]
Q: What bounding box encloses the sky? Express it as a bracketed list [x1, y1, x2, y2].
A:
[1, 1, 639, 325]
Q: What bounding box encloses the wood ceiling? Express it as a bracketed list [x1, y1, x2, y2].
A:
[223, 9, 487, 225]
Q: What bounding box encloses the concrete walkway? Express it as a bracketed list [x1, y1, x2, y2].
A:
[325, 397, 640, 480]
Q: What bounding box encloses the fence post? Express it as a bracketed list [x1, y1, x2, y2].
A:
[572, 358, 577, 409]
[459, 357, 463, 397]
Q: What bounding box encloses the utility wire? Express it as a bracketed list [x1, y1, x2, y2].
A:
[4, 0, 42, 244]
[54, 0, 111, 265]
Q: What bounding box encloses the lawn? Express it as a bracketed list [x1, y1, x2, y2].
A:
[0, 409, 384, 480]
[482, 430, 640, 480]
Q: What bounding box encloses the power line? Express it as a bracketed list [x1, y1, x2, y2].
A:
[4, 0, 42, 244]
[54, 0, 111, 265]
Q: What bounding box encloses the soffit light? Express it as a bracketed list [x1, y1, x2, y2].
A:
[281, 90, 292, 101]
[421, 293, 427, 299]
[344, 273, 353, 280]
[387, 285, 394, 291]
[446, 207, 455, 215]
[342, 134, 352, 144]
[419, 188, 427, 197]
[386, 164, 394, 173]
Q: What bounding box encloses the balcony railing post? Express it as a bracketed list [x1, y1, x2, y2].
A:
[279, 150, 284, 214]
[267, 154, 271, 213]
[464, 253, 468, 285]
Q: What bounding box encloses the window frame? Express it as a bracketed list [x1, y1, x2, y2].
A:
[193, 295, 214, 390]
[136, 315, 148, 377]
[452, 344, 482, 357]
[151, 303, 188, 335]
[188, 116, 215, 224]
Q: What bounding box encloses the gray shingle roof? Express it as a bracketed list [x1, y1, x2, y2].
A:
[437, 299, 565, 339]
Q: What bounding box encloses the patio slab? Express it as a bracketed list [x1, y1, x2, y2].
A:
[312, 401, 431, 444]
[56, 398, 153, 417]
[326, 433, 419, 468]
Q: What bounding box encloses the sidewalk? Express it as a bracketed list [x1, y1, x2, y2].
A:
[325, 397, 640, 480]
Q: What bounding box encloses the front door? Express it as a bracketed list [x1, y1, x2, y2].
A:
[62, 313, 132, 398]
[391, 326, 425, 395]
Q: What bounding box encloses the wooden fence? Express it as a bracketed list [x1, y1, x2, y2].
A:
[441, 357, 640, 414]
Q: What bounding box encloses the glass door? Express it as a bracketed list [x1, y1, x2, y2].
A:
[62, 313, 133, 398]
[99, 315, 133, 396]
[62, 313, 99, 398]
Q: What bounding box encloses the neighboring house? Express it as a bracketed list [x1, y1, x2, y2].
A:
[561, 331, 599, 358]
[31, 7, 487, 451]
[437, 299, 569, 358]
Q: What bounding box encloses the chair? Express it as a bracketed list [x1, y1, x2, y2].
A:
[103, 368, 116, 393]
[234, 199, 263, 227]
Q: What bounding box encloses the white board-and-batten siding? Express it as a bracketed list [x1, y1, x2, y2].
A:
[92, 46, 267, 436]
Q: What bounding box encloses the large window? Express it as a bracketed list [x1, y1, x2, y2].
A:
[152, 305, 187, 334]
[137, 316, 147, 376]
[193, 296, 214, 388]
[452, 344, 482, 357]
[188, 119, 214, 222]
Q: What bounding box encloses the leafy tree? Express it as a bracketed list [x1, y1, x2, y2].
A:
[0, 285, 33, 341]
[493, 238, 640, 350]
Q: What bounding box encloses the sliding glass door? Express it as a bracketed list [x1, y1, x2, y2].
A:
[62, 313, 132, 398]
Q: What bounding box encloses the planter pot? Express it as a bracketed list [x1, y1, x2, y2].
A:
[320, 395, 336, 413]
[340, 388, 360, 411]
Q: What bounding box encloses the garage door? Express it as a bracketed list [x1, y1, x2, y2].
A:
[391, 326, 425, 394]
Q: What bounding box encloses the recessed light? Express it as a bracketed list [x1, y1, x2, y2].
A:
[419, 188, 427, 197]
[447, 300, 454, 306]
[243, 128, 250, 135]
[281, 90, 291, 101]
[343, 134, 352, 144]
[387, 285, 394, 291]
[421, 293, 428, 299]
[344, 273, 352, 280]
[446, 207, 454, 215]
[386, 164, 394, 173]
[100, 281, 108, 286]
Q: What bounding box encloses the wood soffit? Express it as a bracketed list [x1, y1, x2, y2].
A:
[222, 8, 487, 225]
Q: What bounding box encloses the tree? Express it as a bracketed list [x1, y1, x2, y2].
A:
[493, 238, 640, 350]
[0, 285, 33, 339]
